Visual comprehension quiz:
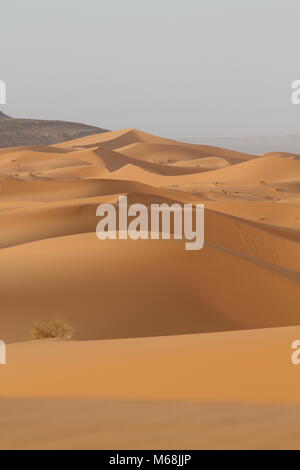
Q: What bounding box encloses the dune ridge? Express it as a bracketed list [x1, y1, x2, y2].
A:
[0, 129, 299, 341]
[0, 128, 299, 449]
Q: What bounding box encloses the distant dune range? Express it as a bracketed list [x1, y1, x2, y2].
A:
[0, 125, 300, 449]
[183, 134, 300, 155]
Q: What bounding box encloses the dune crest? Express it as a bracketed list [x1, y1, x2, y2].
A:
[0, 128, 299, 449]
[0, 129, 299, 342]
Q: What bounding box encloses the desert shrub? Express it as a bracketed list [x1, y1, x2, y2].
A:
[30, 319, 74, 340]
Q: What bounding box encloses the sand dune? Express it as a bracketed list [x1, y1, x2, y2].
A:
[0, 128, 299, 349]
[100, 155, 300, 187]
[2, 399, 300, 450]
[0, 127, 299, 449]
[0, 233, 299, 343]
[205, 201, 300, 229]
[1, 325, 300, 403]
[1, 325, 300, 449]
[58, 128, 255, 161]
[1, 129, 298, 205]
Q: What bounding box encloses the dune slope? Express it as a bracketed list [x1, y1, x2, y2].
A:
[0, 128, 299, 450]
[0, 129, 299, 343]
[1, 325, 300, 403]
[2, 399, 300, 450]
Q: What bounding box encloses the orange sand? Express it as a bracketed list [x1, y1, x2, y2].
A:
[0, 128, 299, 449]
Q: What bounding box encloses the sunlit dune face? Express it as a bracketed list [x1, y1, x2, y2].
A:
[0, 129, 299, 450]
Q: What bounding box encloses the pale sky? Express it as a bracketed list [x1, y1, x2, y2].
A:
[1, 0, 300, 137]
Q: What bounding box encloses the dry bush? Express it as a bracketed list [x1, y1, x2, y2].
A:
[30, 319, 74, 340]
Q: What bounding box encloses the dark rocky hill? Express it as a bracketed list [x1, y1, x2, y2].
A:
[0, 112, 108, 148]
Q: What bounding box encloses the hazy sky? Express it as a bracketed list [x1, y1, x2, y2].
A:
[1, 0, 300, 137]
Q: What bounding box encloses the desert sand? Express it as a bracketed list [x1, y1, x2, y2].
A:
[0, 128, 299, 449]
[2, 399, 300, 450]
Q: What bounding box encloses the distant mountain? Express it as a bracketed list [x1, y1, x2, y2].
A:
[0, 111, 108, 148]
[182, 135, 300, 155]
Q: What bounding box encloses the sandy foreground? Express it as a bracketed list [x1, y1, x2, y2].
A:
[0, 325, 300, 402]
[1, 325, 300, 449]
[2, 399, 300, 450]
[1, 326, 300, 449]
[0, 129, 299, 449]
